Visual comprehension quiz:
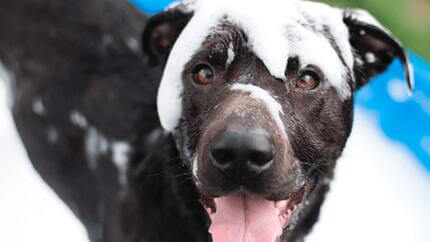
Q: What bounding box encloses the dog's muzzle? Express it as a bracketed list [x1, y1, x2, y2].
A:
[194, 92, 305, 242]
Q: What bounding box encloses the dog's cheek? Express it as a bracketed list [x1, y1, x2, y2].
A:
[285, 91, 354, 179]
[288, 125, 325, 174]
[318, 98, 352, 143]
[177, 84, 217, 163]
[177, 105, 201, 161]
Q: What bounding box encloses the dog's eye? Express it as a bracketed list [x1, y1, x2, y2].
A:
[193, 64, 214, 85]
[296, 71, 320, 90]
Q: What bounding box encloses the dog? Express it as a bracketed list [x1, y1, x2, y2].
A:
[0, 0, 413, 241]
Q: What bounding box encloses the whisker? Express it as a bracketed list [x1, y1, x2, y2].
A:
[299, 161, 327, 177]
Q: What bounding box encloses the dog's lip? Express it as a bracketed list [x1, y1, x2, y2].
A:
[276, 187, 306, 228]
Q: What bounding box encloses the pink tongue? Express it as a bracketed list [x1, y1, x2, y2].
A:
[208, 194, 283, 242]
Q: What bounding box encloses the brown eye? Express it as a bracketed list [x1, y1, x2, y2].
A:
[296, 71, 320, 90]
[193, 64, 214, 85]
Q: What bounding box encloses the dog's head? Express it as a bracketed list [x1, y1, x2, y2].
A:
[143, 0, 413, 241]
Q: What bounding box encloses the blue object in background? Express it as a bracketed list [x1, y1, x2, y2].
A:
[356, 53, 430, 171]
[129, 0, 177, 15]
[130, 0, 430, 172]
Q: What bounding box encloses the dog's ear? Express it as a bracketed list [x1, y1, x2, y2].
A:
[142, 9, 193, 66]
[343, 9, 414, 92]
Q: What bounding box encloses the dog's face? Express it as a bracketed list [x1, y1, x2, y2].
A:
[143, 0, 412, 241]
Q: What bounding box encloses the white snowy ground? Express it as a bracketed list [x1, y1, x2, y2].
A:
[0, 80, 429, 242]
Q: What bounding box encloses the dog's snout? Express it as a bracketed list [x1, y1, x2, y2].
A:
[209, 128, 274, 174]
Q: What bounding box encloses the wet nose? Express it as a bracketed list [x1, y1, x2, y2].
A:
[209, 129, 274, 174]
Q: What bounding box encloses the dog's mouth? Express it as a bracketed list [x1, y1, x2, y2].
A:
[200, 188, 305, 242]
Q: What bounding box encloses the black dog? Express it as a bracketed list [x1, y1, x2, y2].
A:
[0, 0, 412, 241]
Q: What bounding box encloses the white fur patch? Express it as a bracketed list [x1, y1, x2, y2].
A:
[231, 83, 286, 135]
[157, 0, 356, 132]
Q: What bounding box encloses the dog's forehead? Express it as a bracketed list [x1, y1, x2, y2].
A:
[158, 0, 354, 132]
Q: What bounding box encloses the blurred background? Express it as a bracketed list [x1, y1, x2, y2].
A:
[0, 0, 429, 241]
[320, 0, 430, 60]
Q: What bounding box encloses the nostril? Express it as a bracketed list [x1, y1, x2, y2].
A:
[248, 150, 274, 168]
[210, 148, 235, 168]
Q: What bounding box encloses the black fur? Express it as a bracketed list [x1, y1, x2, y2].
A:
[343, 9, 413, 90]
[142, 10, 193, 65]
[0, 1, 207, 241]
[0, 1, 412, 242]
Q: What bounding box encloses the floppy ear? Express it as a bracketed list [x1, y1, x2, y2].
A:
[343, 9, 414, 92]
[142, 9, 193, 66]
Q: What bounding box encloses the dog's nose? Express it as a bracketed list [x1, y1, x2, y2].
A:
[209, 129, 274, 173]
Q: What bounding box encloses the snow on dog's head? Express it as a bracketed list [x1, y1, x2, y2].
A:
[144, 0, 413, 132]
[155, 0, 355, 132]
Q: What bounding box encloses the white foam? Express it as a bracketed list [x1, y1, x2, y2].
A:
[158, 0, 356, 131]
[145, 128, 164, 145]
[46, 127, 59, 144]
[226, 42, 235, 67]
[85, 127, 109, 170]
[365, 52, 376, 63]
[166, 0, 196, 13]
[126, 37, 140, 53]
[32, 97, 47, 116]
[346, 9, 388, 33]
[70, 110, 88, 129]
[355, 56, 364, 66]
[111, 141, 131, 185]
[0, 62, 14, 108]
[231, 83, 286, 135]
